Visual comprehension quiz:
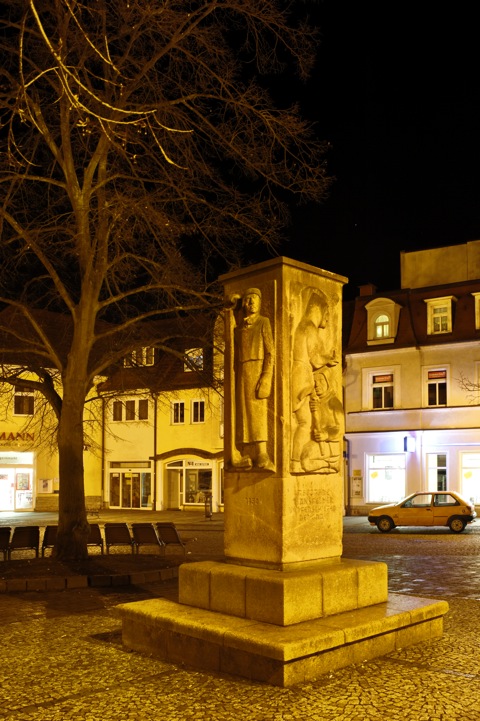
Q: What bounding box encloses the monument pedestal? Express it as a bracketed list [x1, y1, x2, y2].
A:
[117, 573, 448, 687]
[117, 555, 448, 687]
[117, 258, 448, 685]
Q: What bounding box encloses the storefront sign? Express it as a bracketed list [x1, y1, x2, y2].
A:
[0, 431, 35, 442]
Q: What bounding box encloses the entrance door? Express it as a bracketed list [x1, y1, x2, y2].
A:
[0, 469, 15, 511]
[163, 468, 181, 509]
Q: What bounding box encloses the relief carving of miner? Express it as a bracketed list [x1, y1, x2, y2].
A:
[232, 288, 275, 471]
[291, 290, 342, 474]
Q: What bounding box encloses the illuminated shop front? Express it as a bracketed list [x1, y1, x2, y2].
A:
[163, 458, 212, 508]
[0, 451, 34, 511]
[108, 461, 152, 509]
[160, 456, 223, 511]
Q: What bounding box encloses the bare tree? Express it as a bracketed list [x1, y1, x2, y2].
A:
[0, 0, 330, 559]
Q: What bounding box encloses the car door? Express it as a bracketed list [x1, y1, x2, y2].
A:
[396, 493, 434, 526]
[432, 493, 461, 526]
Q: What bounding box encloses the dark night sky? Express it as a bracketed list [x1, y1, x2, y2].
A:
[271, 1, 480, 299]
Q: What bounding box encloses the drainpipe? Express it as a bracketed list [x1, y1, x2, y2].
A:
[152, 393, 158, 510]
[101, 396, 105, 507]
[344, 437, 351, 516]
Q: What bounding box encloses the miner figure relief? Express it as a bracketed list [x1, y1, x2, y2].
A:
[231, 288, 275, 472]
[291, 289, 342, 474]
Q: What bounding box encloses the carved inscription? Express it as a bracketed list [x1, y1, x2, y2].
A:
[294, 488, 335, 523]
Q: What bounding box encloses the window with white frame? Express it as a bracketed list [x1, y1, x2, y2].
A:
[124, 347, 155, 367]
[191, 399, 205, 423]
[424, 296, 456, 335]
[366, 454, 406, 503]
[427, 453, 447, 491]
[13, 385, 34, 415]
[172, 401, 185, 424]
[184, 347, 204, 372]
[362, 367, 399, 410]
[426, 369, 447, 406]
[372, 373, 394, 409]
[112, 398, 149, 421]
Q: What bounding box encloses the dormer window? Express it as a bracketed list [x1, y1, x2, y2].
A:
[424, 296, 456, 335]
[184, 347, 204, 372]
[365, 298, 402, 345]
[472, 292, 480, 329]
[124, 347, 155, 367]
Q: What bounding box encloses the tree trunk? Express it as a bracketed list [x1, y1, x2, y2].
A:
[55, 380, 90, 560]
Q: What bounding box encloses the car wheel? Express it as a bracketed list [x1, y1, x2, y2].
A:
[376, 516, 394, 533]
[448, 517, 466, 533]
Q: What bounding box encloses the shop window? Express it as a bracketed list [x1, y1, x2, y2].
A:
[172, 401, 185, 424]
[14, 385, 34, 416]
[185, 468, 212, 503]
[460, 452, 480, 504]
[372, 373, 394, 409]
[425, 296, 455, 335]
[191, 400, 205, 423]
[184, 347, 204, 372]
[366, 453, 406, 503]
[427, 369, 447, 406]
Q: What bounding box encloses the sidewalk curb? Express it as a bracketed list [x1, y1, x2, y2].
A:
[0, 565, 179, 594]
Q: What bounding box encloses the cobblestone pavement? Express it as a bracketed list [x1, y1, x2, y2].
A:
[1, 513, 479, 720]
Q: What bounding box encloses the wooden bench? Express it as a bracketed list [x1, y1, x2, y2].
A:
[41, 525, 58, 557]
[155, 522, 197, 555]
[8, 526, 40, 560]
[0, 526, 11, 561]
[131, 523, 163, 554]
[41, 523, 104, 556]
[104, 523, 134, 554]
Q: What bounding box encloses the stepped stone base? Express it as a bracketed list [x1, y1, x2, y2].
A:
[178, 558, 389, 625]
[117, 592, 448, 687]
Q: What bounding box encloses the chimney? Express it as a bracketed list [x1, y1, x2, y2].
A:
[358, 283, 377, 297]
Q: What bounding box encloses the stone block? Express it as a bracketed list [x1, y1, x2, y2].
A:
[210, 564, 247, 616]
[178, 561, 218, 609]
[111, 574, 130, 586]
[89, 575, 111, 587]
[66, 576, 88, 588]
[320, 561, 358, 615]
[245, 568, 323, 625]
[26, 578, 47, 591]
[46, 577, 67, 591]
[355, 559, 388, 606]
[6, 579, 27, 592]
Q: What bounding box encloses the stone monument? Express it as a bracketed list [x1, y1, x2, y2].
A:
[117, 257, 448, 687]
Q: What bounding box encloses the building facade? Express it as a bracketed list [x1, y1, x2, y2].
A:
[344, 240, 480, 514]
[0, 313, 224, 514]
